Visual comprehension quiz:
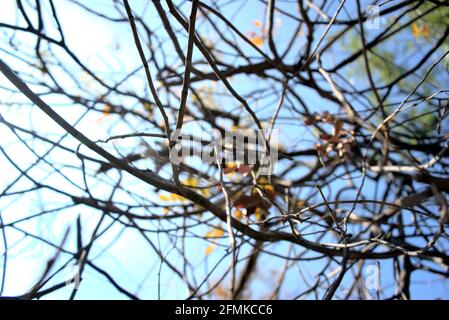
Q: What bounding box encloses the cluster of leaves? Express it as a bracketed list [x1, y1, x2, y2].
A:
[159, 176, 211, 204]
[249, 20, 265, 47]
[304, 112, 355, 160]
[233, 177, 276, 220]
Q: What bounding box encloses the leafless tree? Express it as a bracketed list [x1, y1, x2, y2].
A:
[0, 0, 449, 300]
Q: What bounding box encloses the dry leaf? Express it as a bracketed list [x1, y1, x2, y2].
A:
[332, 120, 344, 143]
[159, 194, 171, 202]
[295, 200, 305, 207]
[237, 164, 252, 174]
[411, 23, 430, 38]
[422, 24, 430, 37]
[171, 193, 187, 203]
[234, 209, 243, 219]
[183, 177, 199, 187]
[224, 163, 237, 174]
[233, 194, 271, 213]
[252, 182, 276, 200]
[205, 225, 224, 238]
[200, 187, 210, 197]
[205, 244, 215, 256]
[102, 104, 112, 116]
[213, 285, 228, 298]
[254, 207, 268, 221]
[250, 36, 264, 47]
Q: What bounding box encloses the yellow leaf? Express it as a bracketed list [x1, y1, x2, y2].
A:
[200, 187, 210, 197]
[171, 193, 187, 203]
[205, 225, 224, 238]
[295, 200, 305, 207]
[411, 23, 421, 37]
[183, 177, 199, 187]
[252, 178, 276, 200]
[257, 177, 268, 184]
[159, 194, 171, 202]
[159, 192, 187, 203]
[264, 184, 275, 198]
[254, 207, 268, 221]
[411, 23, 430, 38]
[234, 209, 243, 219]
[250, 36, 264, 47]
[224, 162, 237, 175]
[102, 104, 112, 116]
[253, 20, 263, 27]
[205, 244, 215, 256]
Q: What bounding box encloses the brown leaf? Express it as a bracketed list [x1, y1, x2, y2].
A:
[224, 163, 237, 174]
[333, 120, 343, 138]
[303, 116, 314, 125]
[233, 194, 271, 212]
[237, 164, 252, 174]
[250, 36, 264, 47]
